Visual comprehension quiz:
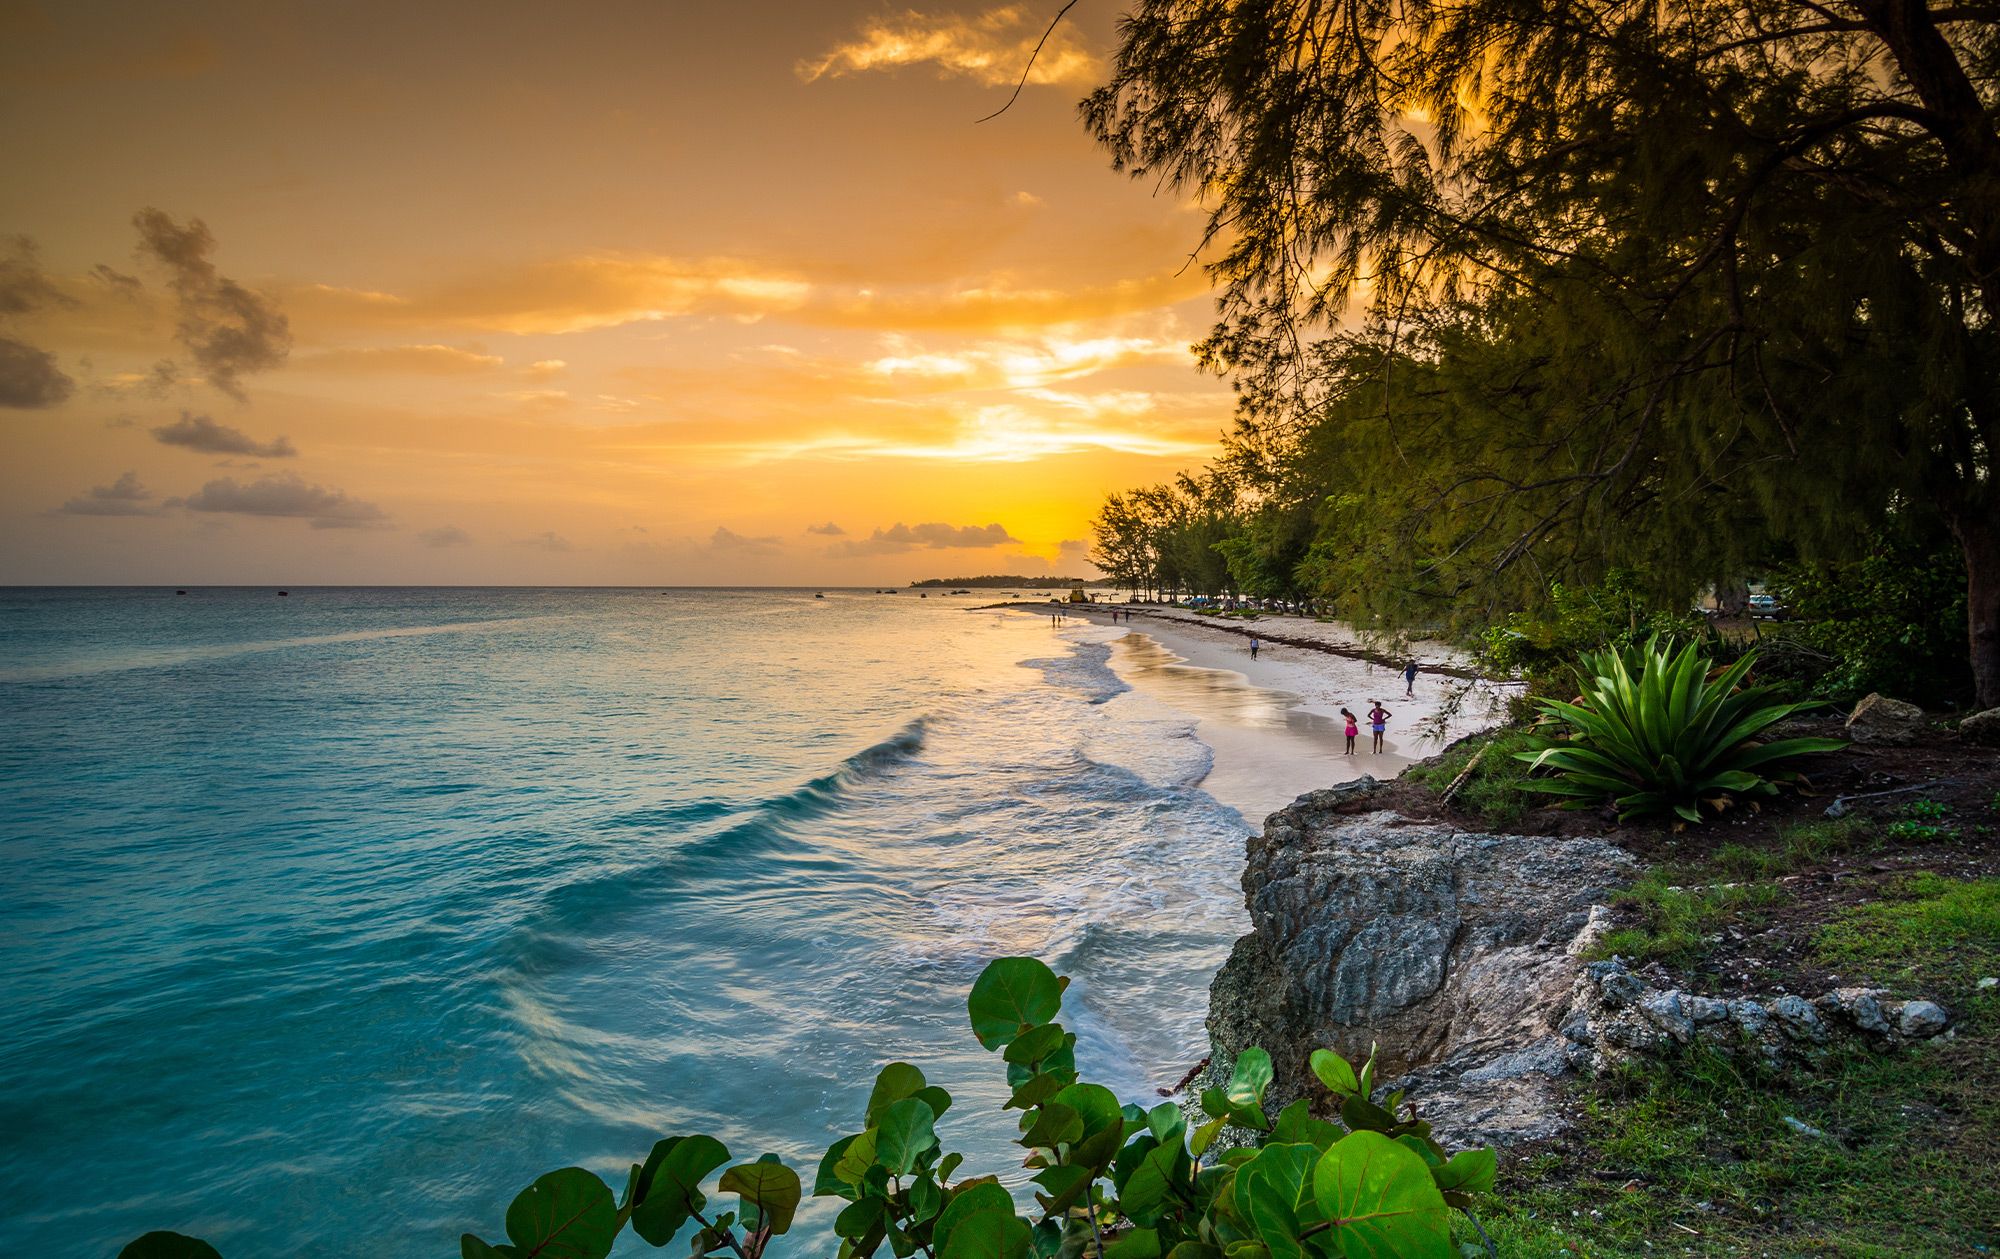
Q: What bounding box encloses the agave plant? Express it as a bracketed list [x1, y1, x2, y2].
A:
[1516, 637, 1845, 823]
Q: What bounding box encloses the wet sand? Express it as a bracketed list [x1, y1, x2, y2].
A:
[1045, 608, 1517, 826]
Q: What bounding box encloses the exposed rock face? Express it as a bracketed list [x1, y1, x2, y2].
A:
[1205, 779, 1637, 1146]
[1960, 706, 2000, 746]
[1845, 693, 1926, 744]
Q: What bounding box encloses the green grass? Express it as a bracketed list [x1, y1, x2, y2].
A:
[1474, 998, 2000, 1256]
[1816, 874, 2000, 992]
[1590, 869, 1788, 967]
[1407, 726, 1541, 829]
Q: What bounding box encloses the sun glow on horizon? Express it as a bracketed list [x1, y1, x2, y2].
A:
[0, 1, 1233, 585]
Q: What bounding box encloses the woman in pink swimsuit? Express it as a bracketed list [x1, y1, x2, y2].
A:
[1341, 708, 1358, 756]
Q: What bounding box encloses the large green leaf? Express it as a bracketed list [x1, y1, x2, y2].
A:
[460, 1236, 518, 1259]
[1308, 1132, 1452, 1258]
[940, 1210, 1033, 1259]
[877, 1096, 940, 1175]
[632, 1135, 730, 1246]
[1307, 1050, 1359, 1096]
[504, 1168, 618, 1259]
[1236, 1142, 1319, 1259]
[815, 1133, 863, 1199]
[867, 1062, 929, 1127]
[720, 1158, 803, 1234]
[1224, 1047, 1273, 1111]
[1431, 1148, 1496, 1195]
[118, 1235, 224, 1259]
[934, 1182, 1019, 1255]
[969, 957, 1066, 1049]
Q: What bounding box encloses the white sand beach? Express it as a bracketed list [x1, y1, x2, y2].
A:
[1055, 604, 1518, 825]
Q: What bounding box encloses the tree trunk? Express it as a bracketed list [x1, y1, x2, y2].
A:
[1956, 511, 2000, 710]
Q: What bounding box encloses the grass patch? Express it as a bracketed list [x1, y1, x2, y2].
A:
[1408, 726, 1541, 829]
[1477, 997, 2000, 1256]
[1590, 869, 1787, 967]
[1816, 873, 2000, 993]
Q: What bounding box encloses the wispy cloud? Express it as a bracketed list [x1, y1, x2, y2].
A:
[152, 411, 296, 457]
[297, 344, 504, 375]
[830, 521, 1017, 556]
[418, 525, 472, 547]
[709, 526, 782, 555]
[800, 6, 1100, 87]
[805, 521, 847, 536]
[133, 208, 291, 401]
[56, 471, 162, 517]
[182, 472, 386, 529]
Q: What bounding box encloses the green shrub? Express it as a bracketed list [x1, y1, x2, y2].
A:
[1768, 541, 1971, 707]
[123, 958, 1500, 1259]
[1516, 637, 1845, 823]
[1477, 569, 1715, 685]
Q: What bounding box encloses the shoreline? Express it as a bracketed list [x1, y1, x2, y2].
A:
[1019, 603, 1515, 825]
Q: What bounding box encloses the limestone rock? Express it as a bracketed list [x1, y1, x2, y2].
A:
[1205, 778, 1636, 1146]
[1844, 693, 1926, 745]
[1896, 1000, 1950, 1038]
[1959, 707, 2000, 746]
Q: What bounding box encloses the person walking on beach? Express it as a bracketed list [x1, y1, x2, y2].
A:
[1341, 708, 1358, 756]
[1367, 701, 1392, 753]
[1250, 635, 1259, 660]
[1403, 660, 1419, 698]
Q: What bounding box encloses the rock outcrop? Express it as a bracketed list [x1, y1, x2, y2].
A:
[1959, 706, 2000, 746]
[1205, 779, 1637, 1146]
[1844, 693, 1926, 744]
[1562, 958, 1953, 1068]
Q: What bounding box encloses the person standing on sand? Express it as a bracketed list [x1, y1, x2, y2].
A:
[1341, 708, 1358, 756]
[1250, 635, 1259, 659]
[1367, 701, 1392, 753]
[1403, 660, 1419, 698]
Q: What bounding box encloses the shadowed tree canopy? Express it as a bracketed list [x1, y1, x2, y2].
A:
[1082, 0, 2000, 704]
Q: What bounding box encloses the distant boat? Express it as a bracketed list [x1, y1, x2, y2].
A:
[919, 592, 928, 598]
[278, 591, 289, 597]
[950, 589, 971, 595]
[814, 592, 824, 599]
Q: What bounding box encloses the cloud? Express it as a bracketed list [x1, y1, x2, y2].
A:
[516, 531, 572, 551]
[801, 6, 1100, 87]
[710, 526, 782, 554]
[57, 471, 162, 516]
[0, 236, 71, 316]
[132, 208, 291, 400]
[831, 521, 1019, 556]
[91, 264, 144, 296]
[418, 525, 472, 547]
[298, 344, 505, 375]
[0, 238, 76, 407]
[182, 472, 386, 529]
[293, 255, 811, 337]
[288, 257, 1201, 340]
[0, 336, 74, 407]
[805, 521, 847, 536]
[152, 411, 297, 457]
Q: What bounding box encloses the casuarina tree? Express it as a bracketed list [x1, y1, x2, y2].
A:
[1083, 0, 2000, 705]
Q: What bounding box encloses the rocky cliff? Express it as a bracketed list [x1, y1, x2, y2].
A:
[1204, 777, 1959, 1149]
[1205, 777, 1636, 1145]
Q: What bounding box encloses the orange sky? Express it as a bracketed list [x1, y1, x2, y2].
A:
[0, 0, 1232, 584]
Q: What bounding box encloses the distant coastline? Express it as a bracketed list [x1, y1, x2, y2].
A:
[907, 575, 1109, 588]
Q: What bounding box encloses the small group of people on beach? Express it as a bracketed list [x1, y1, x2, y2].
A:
[1340, 702, 1394, 755]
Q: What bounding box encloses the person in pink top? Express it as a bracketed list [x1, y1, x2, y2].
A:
[1368, 700, 1393, 753]
[1341, 708, 1359, 756]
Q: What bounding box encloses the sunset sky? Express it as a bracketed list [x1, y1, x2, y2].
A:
[0, 0, 1233, 584]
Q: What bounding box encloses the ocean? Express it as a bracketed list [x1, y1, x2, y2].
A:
[0, 587, 1325, 1257]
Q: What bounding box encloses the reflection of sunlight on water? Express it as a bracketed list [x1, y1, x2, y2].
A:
[1102, 632, 1347, 820]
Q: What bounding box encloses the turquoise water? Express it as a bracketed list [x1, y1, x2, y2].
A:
[0, 588, 1264, 1256]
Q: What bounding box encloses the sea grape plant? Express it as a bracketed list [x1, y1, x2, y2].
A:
[1518, 637, 1846, 823]
[120, 957, 1499, 1259]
